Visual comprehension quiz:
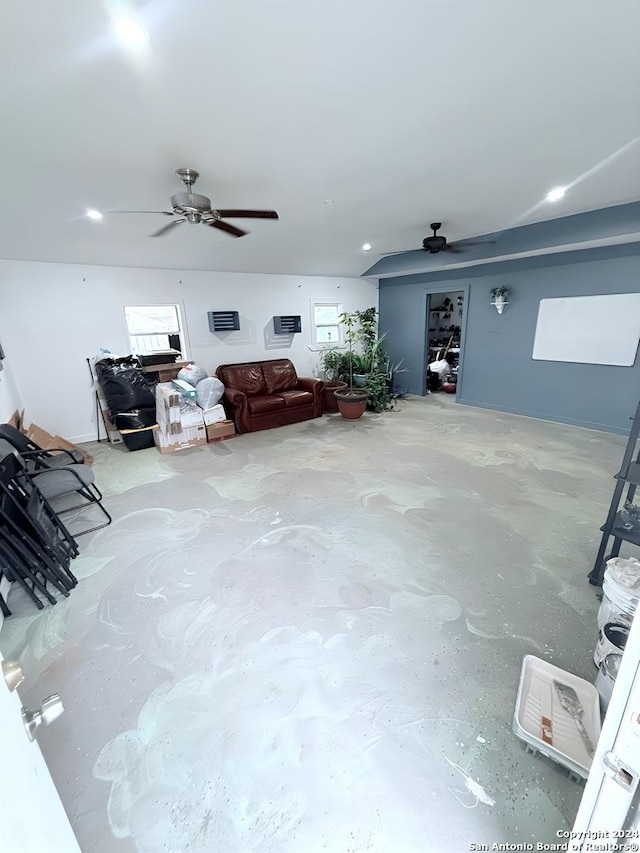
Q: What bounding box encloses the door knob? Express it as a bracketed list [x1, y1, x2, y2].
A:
[2, 659, 25, 692]
[22, 694, 64, 741]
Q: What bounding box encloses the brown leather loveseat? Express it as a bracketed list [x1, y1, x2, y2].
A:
[216, 359, 324, 434]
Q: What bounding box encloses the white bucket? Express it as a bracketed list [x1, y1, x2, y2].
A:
[594, 622, 630, 668]
[597, 570, 639, 631]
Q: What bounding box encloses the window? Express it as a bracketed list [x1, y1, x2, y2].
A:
[124, 305, 186, 356]
[311, 301, 342, 345]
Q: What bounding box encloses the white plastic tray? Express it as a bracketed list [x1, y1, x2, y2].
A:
[513, 655, 601, 779]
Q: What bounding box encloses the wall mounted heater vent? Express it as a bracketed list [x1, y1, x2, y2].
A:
[208, 311, 240, 332]
[273, 315, 302, 334]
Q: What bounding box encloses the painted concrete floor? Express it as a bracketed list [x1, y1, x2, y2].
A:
[0, 396, 627, 852]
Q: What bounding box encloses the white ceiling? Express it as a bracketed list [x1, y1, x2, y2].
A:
[1, 0, 639, 278]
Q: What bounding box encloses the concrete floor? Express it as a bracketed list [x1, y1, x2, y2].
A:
[0, 396, 626, 852]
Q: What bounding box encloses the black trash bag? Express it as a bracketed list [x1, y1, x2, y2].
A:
[113, 408, 157, 431]
[95, 356, 156, 413]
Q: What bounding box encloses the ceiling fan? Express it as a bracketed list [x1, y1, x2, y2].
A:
[111, 168, 279, 238]
[381, 222, 496, 256]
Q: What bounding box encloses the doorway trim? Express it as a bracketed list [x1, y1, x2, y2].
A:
[423, 283, 471, 402]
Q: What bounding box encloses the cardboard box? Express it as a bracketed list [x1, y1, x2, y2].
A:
[155, 385, 203, 433]
[142, 359, 194, 382]
[155, 383, 182, 435]
[206, 420, 236, 443]
[179, 403, 205, 430]
[154, 424, 207, 454]
[202, 403, 226, 426]
[157, 368, 180, 382]
[25, 423, 94, 466]
[9, 410, 24, 432]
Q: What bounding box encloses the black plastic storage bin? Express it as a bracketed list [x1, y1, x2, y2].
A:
[120, 427, 157, 452]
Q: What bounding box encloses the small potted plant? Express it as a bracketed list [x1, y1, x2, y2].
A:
[490, 286, 510, 315]
[389, 358, 410, 397]
[319, 346, 348, 412]
[620, 501, 640, 530]
[334, 312, 369, 419]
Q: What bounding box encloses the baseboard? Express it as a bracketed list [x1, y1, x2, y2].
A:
[456, 397, 629, 436]
[68, 433, 99, 445]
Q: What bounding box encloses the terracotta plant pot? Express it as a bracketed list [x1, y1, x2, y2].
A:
[334, 388, 368, 420]
[322, 380, 348, 413]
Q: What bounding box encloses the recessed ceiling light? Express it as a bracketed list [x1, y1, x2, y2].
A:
[362, 243, 372, 251]
[323, 199, 334, 206]
[546, 186, 566, 202]
[86, 208, 103, 221]
[113, 17, 149, 47]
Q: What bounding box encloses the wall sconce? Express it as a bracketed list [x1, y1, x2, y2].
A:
[490, 286, 510, 315]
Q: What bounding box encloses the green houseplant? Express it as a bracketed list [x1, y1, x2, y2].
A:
[621, 501, 640, 530]
[332, 308, 396, 416]
[333, 312, 369, 419]
[319, 346, 348, 412]
[388, 357, 409, 397]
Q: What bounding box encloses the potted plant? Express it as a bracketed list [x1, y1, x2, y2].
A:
[490, 286, 510, 314]
[362, 335, 395, 412]
[366, 370, 395, 413]
[388, 358, 410, 397]
[319, 346, 348, 412]
[334, 312, 369, 419]
[350, 353, 370, 388]
[620, 501, 640, 531]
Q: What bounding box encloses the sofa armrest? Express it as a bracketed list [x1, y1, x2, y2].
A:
[222, 388, 251, 434]
[297, 377, 324, 417]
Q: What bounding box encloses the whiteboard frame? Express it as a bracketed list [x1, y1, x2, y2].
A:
[532, 293, 640, 367]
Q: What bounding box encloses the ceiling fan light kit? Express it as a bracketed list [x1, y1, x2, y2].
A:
[112, 168, 279, 239]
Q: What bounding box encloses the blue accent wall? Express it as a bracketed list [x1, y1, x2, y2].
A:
[366, 200, 640, 279]
[379, 244, 640, 434]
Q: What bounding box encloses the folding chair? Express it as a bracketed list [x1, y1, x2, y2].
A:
[0, 437, 111, 538]
[29, 465, 112, 536]
[0, 455, 79, 609]
[0, 423, 85, 468]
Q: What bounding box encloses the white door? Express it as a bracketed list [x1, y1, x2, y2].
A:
[0, 652, 81, 853]
[570, 609, 640, 849]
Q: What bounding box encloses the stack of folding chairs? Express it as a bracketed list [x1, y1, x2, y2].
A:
[0, 425, 112, 615]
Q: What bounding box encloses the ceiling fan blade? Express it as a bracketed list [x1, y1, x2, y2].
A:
[207, 219, 248, 238]
[379, 249, 416, 256]
[215, 209, 279, 219]
[109, 210, 174, 216]
[448, 239, 497, 249]
[150, 218, 186, 238]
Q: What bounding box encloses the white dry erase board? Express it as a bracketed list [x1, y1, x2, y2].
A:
[532, 294, 640, 366]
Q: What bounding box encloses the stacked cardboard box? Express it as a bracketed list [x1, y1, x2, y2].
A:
[206, 420, 236, 442]
[201, 403, 226, 426]
[154, 383, 206, 454]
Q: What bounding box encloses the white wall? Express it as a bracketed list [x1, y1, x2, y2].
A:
[0, 259, 377, 441]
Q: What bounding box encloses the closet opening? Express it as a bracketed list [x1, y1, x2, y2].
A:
[425, 291, 464, 397]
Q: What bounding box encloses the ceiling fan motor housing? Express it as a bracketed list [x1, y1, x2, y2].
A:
[423, 235, 447, 253]
[170, 191, 213, 217]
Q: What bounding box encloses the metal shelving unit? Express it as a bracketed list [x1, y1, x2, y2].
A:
[589, 400, 640, 586]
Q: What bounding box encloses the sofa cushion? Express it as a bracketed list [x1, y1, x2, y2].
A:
[248, 395, 286, 414]
[219, 363, 266, 396]
[279, 390, 314, 408]
[263, 359, 298, 395]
